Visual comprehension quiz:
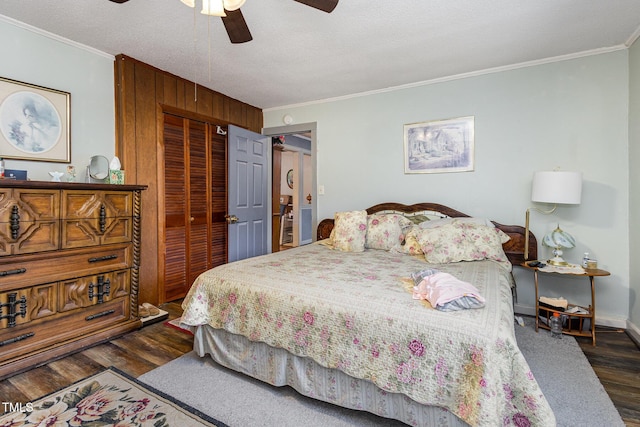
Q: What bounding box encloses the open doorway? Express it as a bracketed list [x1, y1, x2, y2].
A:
[263, 122, 317, 253]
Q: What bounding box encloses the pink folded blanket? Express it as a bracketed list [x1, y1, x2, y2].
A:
[412, 271, 485, 311]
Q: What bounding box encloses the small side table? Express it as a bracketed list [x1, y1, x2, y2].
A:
[520, 262, 610, 346]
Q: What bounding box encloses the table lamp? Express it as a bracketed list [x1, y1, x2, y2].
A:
[542, 224, 576, 266]
[524, 170, 582, 262]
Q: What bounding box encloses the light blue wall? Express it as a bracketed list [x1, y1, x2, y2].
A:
[0, 17, 115, 181]
[629, 38, 640, 339]
[264, 51, 631, 326]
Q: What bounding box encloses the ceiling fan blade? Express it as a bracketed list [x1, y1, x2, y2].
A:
[221, 9, 253, 44]
[108, 0, 130, 3]
[293, 0, 338, 13]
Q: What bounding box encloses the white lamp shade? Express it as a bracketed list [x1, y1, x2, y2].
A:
[531, 171, 582, 205]
[202, 0, 226, 16]
[180, 0, 195, 7]
[223, 0, 246, 11]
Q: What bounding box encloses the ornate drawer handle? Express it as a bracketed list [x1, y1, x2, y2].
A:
[0, 268, 27, 277]
[99, 204, 106, 233]
[86, 309, 115, 321]
[0, 332, 34, 347]
[88, 255, 118, 263]
[10, 205, 19, 240]
[88, 276, 111, 304]
[0, 293, 27, 328]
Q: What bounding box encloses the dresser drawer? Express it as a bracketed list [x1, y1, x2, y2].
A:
[62, 190, 133, 219]
[0, 298, 129, 364]
[0, 220, 60, 256]
[58, 269, 130, 312]
[0, 189, 59, 223]
[60, 190, 134, 250]
[0, 282, 57, 328]
[0, 189, 60, 256]
[61, 217, 132, 249]
[0, 243, 132, 291]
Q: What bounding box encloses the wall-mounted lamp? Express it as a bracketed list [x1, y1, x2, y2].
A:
[524, 170, 582, 262]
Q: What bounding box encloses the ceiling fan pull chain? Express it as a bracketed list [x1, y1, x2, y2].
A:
[208, 14, 212, 82]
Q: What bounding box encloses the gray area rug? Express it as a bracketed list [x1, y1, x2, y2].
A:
[514, 318, 624, 427]
[139, 319, 624, 426]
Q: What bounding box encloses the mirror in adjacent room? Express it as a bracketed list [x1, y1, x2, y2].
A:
[89, 155, 109, 182]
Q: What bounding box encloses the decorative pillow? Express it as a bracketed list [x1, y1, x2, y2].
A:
[391, 225, 423, 255]
[331, 210, 367, 252]
[397, 215, 414, 230]
[415, 224, 475, 264]
[415, 222, 510, 266]
[464, 222, 511, 267]
[419, 217, 495, 230]
[365, 214, 406, 250]
[405, 214, 431, 225]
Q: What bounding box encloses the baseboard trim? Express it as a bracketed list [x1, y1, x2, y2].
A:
[626, 320, 640, 346]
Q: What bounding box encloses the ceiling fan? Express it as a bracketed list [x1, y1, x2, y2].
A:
[108, 0, 339, 44]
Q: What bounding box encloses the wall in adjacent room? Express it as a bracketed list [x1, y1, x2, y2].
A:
[0, 17, 115, 182]
[264, 50, 630, 326]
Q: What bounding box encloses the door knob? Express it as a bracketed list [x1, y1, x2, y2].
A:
[225, 214, 239, 224]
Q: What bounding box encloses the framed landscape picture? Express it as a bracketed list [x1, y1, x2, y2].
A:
[0, 77, 70, 162]
[404, 116, 474, 174]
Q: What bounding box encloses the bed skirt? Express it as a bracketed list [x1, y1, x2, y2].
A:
[193, 324, 469, 427]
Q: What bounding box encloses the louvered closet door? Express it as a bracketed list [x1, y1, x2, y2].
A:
[163, 114, 190, 301]
[187, 120, 211, 289]
[163, 114, 227, 302]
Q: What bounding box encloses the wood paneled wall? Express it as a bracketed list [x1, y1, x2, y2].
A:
[114, 54, 263, 305]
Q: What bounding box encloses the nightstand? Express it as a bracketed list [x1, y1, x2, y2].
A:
[520, 262, 610, 346]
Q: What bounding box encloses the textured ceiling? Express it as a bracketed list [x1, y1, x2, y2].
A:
[1, 0, 639, 109]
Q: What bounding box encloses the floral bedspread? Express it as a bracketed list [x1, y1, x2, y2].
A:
[181, 243, 555, 427]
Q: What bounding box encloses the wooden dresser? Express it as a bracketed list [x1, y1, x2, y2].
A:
[0, 181, 146, 379]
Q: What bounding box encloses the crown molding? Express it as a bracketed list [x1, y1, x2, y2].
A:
[264, 45, 628, 112]
[0, 14, 114, 60]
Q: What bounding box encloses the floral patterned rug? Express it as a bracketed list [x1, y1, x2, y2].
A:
[0, 368, 227, 426]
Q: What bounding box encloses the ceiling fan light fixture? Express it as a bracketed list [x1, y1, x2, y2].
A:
[201, 0, 226, 16]
[180, 0, 195, 7]
[223, 0, 246, 11]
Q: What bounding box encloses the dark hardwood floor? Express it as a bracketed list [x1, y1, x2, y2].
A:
[0, 302, 193, 408]
[1, 302, 639, 426]
[576, 327, 640, 427]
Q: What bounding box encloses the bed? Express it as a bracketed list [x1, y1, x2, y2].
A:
[180, 202, 554, 427]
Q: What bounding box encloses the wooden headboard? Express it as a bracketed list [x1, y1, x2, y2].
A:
[316, 202, 536, 266]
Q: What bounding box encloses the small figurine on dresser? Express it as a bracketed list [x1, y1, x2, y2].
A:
[49, 171, 64, 182]
[66, 165, 76, 182]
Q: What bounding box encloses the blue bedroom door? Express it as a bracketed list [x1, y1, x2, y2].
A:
[227, 125, 269, 262]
